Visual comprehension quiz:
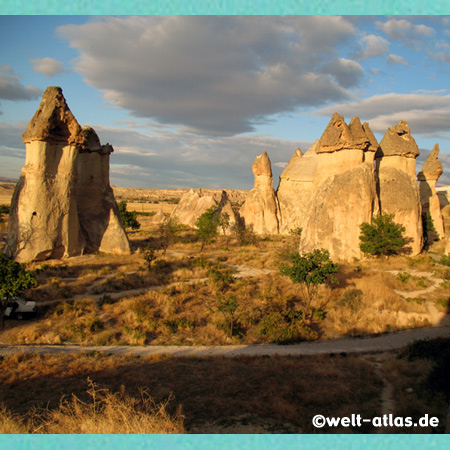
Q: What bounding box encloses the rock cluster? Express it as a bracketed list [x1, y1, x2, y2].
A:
[298, 114, 380, 261]
[240, 113, 446, 261]
[171, 188, 238, 231]
[5, 87, 130, 262]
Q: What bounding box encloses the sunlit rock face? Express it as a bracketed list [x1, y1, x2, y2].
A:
[5, 86, 129, 262]
[239, 151, 281, 235]
[299, 114, 380, 262]
[376, 121, 423, 256]
[171, 188, 238, 230]
[418, 144, 445, 240]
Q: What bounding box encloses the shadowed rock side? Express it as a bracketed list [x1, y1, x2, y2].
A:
[376, 121, 423, 256]
[417, 144, 445, 239]
[77, 127, 130, 255]
[5, 86, 129, 262]
[299, 114, 380, 261]
[239, 151, 281, 235]
[171, 189, 237, 230]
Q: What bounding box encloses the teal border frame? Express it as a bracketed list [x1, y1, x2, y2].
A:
[1, 1, 449, 448]
[1, 1, 450, 15]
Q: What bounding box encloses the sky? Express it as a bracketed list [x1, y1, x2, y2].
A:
[1, 15, 450, 189]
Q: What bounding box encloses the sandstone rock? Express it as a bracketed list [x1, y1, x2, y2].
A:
[239, 152, 280, 234]
[277, 143, 318, 234]
[376, 121, 420, 158]
[77, 127, 130, 254]
[376, 121, 423, 256]
[213, 190, 239, 234]
[170, 189, 218, 228]
[417, 144, 445, 239]
[151, 208, 166, 225]
[5, 86, 129, 261]
[299, 114, 380, 261]
[170, 188, 237, 230]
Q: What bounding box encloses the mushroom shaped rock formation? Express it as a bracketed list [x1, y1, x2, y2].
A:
[417, 144, 445, 239]
[277, 144, 318, 234]
[299, 114, 380, 261]
[239, 151, 281, 235]
[376, 121, 423, 256]
[5, 86, 129, 262]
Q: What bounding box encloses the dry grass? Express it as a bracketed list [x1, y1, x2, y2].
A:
[1, 248, 445, 345]
[380, 338, 450, 433]
[0, 379, 185, 434]
[0, 352, 383, 433]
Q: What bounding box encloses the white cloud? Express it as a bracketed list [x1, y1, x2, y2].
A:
[91, 123, 309, 189]
[315, 93, 450, 136]
[0, 65, 41, 101]
[355, 34, 390, 60]
[387, 54, 410, 66]
[58, 16, 360, 136]
[320, 58, 364, 88]
[376, 18, 435, 42]
[30, 57, 68, 77]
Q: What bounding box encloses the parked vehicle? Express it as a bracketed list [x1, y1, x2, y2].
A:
[3, 297, 37, 320]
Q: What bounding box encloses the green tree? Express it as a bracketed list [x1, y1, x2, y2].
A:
[195, 207, 219, 251]
[158, 218, 182, 256]
[143, 247, 157, 270]
[359, 212, 407, 258]
[279, 249, 338, 320]
[422, 212, 436, 245]
[216, 294, 239, 337]
[118, 201, 140, 231]
[0, 254, 36, 328]
[218, 212, 231, 247]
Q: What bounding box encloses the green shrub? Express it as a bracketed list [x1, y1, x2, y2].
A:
[257, 309, 318, 345]
[338, 288, 363, 311]
[359, 212, 407, 258]
[397, 272, 411, 284]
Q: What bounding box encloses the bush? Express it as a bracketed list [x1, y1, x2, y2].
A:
[118, 201, 141, 231]
[338, 288, 363, 312]
[257, 308, 318, 344]
[195, 207, 219, 251]
[439, 255, 450, 267]
[279, 249, 338, 320]
[0, 254, 36, 328]
[359, 212, 407, 258]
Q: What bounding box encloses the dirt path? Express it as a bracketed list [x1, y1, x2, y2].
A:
[387, 269, 442, 299]
[1, 325, 449, 358]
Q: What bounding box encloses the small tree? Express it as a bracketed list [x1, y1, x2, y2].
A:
[217, 294, 239, 337]
[158, 218, 182, 256]
[195, 207, 219, 252]
[0, 254, 36, 328]
[218, 212, 231, 247]
[118, 201, 140, 231]
[143, 247, 157, 270]
[279, 249, 338, 320]
[359, 212, 407, 258]
[422, 212, 437, 245]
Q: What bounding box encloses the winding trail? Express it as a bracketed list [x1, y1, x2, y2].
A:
[1, 325, 449, 358]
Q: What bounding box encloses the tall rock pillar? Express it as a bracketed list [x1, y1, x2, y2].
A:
[239, 151, 281, 234]
[299, 113, 380, 261]
[5, 87, 85, 261]
[417, 144, 445, 240]
[376, 121, 423, 256]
